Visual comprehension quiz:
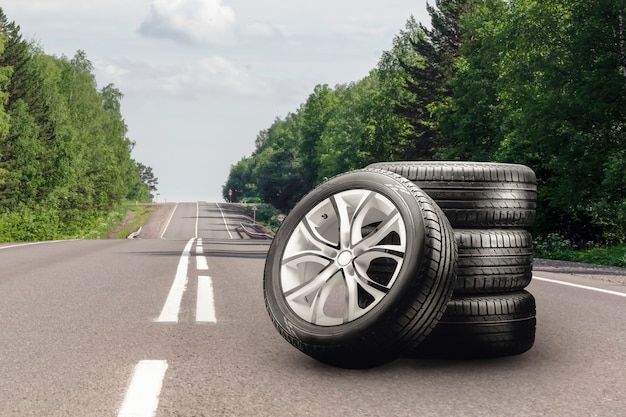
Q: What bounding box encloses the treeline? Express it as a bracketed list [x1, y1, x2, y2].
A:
[0, 9, 156, 241]
[223, 0, 626, 246]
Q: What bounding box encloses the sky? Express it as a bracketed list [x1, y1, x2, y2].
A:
[1, 0, 429, 202]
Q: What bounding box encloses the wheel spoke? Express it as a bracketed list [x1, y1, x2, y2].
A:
[309, 273, 340, 324]
[355, 276, 389, 305]
[298, 216, 338, 254]
[284, 263, 341, 322]
[354, 250, 404, 287]
[282, 216, 338, 269]
[330, 194, 354, 249]
[343, 266, 360, 322]
[353, 210, 404, 255]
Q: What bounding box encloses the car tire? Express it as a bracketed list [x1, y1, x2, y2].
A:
[367, 161, 537, 228]
[408, 291, 536, 359]
[263, 168, 457, 368]
[454, 229, 533, 294]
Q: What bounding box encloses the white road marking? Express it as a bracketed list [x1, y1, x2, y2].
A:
[118, 360, 168, 417]
[0, 240, 69, 250]
[216, 203, 234, 239]
[157, 238, 194, 322]
[159, 203, 179, 239]
[195, 202, 199, 238]
[196, 256, 209, 270]
[197, 276, 216, 323]
[195, 238, 208, 270]
[533, 275, 626, 298]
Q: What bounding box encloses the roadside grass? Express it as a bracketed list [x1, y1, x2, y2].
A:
[540, 245, 626, 268]
[106, 204, 157, 239]
[0, 203, 157, 242]
[81, 203, 157, 240]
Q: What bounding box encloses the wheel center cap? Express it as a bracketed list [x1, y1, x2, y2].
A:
[337, 250, 353, 267]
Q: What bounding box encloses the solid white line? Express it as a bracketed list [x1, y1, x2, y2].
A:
[197, 276, 216, 323]
[0, 240, 70, 250]
[159, 204, 179, 239]
[157, 238, 195, 322]
[533, 275, 626, 298]
[216, 203, 234, 239]
[118, 360, 168, 417]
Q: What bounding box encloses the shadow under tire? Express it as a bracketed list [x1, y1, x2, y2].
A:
[368, 161, 537, 228]
[263, 169, 457, 369]
[408, 291, 536, 359]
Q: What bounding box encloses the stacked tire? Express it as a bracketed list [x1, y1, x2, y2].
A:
[368, 161, 537, 359]
[263, 162, 537, 368]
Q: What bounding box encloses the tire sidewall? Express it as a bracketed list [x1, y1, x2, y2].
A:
[264, 169, 427, 347]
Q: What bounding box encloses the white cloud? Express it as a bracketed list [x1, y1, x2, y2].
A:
[166, 56, 272, 97]
[237, 21, 283, 43]
[95, 55, 272, 99]
[139, 0, 236, 45]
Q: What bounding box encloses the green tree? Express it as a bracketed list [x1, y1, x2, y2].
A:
[300, 84, 338, 189]
[492, 0, 626, 243]
[437, 0, 506, 160]
[252, 112, 306, 210]
[222, 157, 255, 203]
[136, 162, 158, 199]
[0, 32, 13, 189]
[385, 2, 473, 160]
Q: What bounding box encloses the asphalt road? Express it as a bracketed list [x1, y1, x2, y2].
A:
[0, 202, 624, 417]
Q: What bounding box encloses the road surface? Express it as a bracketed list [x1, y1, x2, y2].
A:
[0, 202, 624, 416]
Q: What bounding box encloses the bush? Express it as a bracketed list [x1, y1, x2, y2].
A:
[534, 233, 574, 257]
[534, 232, 626, 267]
[0, 204, 131, 242]
[241, 203, 283, 233]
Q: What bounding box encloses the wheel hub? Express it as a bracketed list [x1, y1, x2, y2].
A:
[337, 250, 353, 267]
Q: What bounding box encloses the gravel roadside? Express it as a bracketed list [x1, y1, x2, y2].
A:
[533, 258, 626, 285]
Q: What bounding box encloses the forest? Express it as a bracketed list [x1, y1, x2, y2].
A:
[0, 9, 156, 242]
[223, 0, 626, 250]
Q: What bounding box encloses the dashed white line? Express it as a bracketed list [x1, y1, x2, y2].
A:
[118, 360, 168, 417]
[157, 238, 194, 322]
[196, 238, 208, 270]
[533, 275, 626, 298]
[196, 256, 209, 271]
[195, 202, 199, 238]
[197, 276, 216, 323]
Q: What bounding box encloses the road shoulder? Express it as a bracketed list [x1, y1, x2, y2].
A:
[138, 203, 178, 239]
[533, 258, 626, 285]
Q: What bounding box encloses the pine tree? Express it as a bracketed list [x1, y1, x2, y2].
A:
[395, 0, 473, 159]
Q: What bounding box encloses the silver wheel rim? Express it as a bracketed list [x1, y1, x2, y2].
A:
[280, 189, 407, 326]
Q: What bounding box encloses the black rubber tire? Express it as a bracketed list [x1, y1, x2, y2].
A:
[263, 168, 457, 368]
[408, 291, 536, 359]
[454, 229, 533, 294]
[367, 161, 537, 228]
